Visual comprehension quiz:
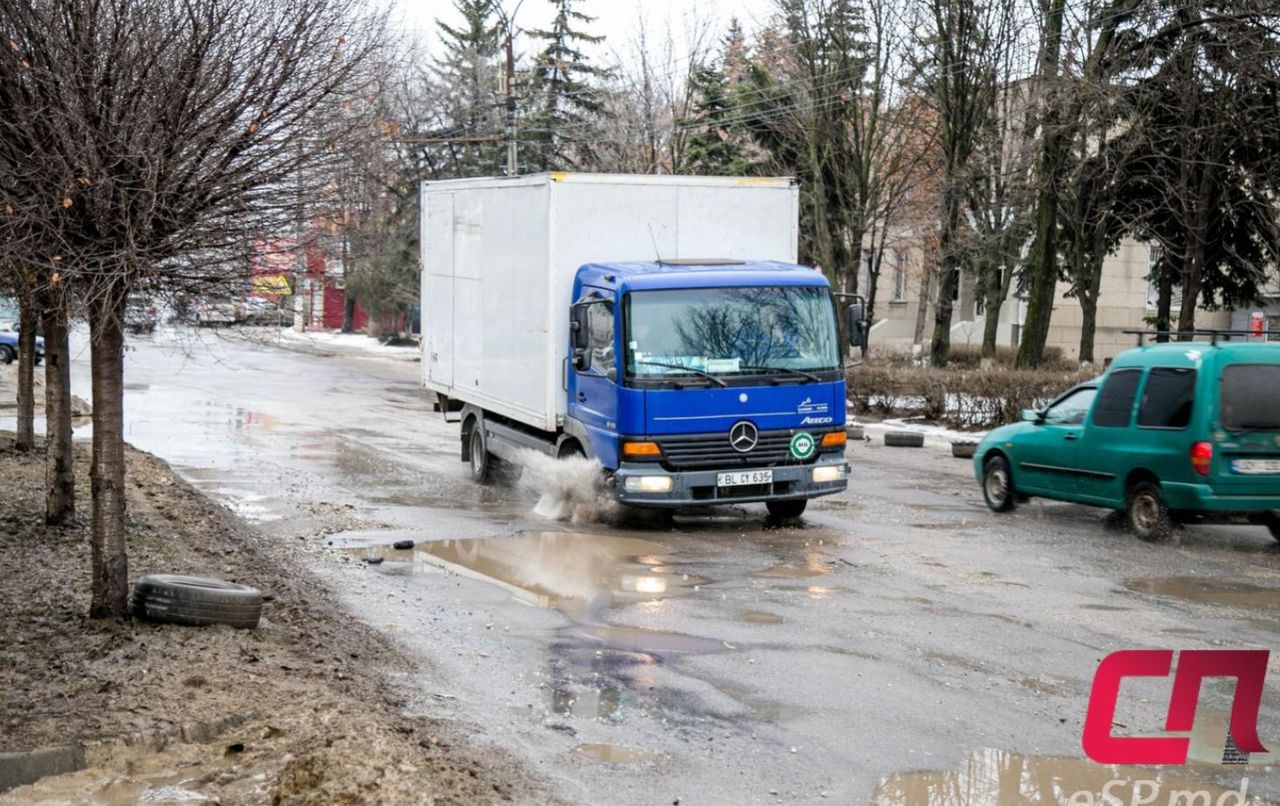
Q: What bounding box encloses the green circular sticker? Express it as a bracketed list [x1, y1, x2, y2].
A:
[790, 432, 816, 460]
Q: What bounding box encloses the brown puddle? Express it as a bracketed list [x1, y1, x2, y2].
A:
[871, 748, 1260, 805]
[753, 553, 836, 579]
[352, 532, 706, 617]
[572, 744, 653, 765]
[1124, 576, 1280, 609]
[742, 610, 785, 625]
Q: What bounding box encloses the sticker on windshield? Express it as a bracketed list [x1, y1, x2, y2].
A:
[790, 432, 816, 460]
[705, 358, 741, 374]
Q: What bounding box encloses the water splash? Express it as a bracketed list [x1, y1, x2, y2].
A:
[515, 450, 618, 523]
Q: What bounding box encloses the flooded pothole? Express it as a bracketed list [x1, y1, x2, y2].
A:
[561, 623, 730, 655]
[871, 748, 1259, 805]
[752, 554, 836, 579]
[350, 531, 706, 617]
[1124, 576, 1280, 609]
[742, 610, 785, 625]
[571, 743, 653, 765]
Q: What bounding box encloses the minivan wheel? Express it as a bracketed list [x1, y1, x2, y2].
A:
[982, 455, 1016, 513]
[765, 499, 807, 520]
[1126, 480, 1173, 542]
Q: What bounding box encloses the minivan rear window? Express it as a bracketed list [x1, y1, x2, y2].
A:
[1092, 369, 1142, 427]
[1221, 364, 1280, 431]
[1138, 368, 1197, 429]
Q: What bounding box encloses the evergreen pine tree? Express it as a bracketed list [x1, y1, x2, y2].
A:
[432, 0, 504, 177]
[525, 0, 608, 171]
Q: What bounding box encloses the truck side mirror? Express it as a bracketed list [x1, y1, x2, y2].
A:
[570, 304, 592, 371]
[846, 303, 867, 349]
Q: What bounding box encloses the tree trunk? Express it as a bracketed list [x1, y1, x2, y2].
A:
[42, 300, 74, 525]
[15, 298, 36, 451]
[1155, 270, 1173, 343]
[929, 180, 963, 367]
[341, 292, 356, 334]
[1078, 246, 1106, 364]
[1015, 0, 1069, 369]
[980, 263, 1004, 359]
[912, 264, 934, 352]
[89, 285, 129, 619]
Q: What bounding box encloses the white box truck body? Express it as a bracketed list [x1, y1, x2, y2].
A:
[420, 173, 800, 432]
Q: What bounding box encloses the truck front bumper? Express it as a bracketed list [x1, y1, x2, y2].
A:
[610, 457, 850, 508]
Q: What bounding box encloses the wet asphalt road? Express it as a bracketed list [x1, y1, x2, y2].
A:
[44, 328, 1280, 804]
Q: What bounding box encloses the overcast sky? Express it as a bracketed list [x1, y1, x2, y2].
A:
[396, 0, 780, 68]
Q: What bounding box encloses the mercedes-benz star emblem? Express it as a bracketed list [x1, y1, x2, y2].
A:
[729, 421, 758, 453]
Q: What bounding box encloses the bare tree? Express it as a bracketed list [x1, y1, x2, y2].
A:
[0, 0, 387, 618]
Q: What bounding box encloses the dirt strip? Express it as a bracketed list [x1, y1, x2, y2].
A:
[0, 432, 549, 804]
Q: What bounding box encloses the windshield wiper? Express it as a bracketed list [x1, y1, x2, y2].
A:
[1234, 422, 1280, 430]
[739, 365, 822, 383]
[634, 360, 727, 387]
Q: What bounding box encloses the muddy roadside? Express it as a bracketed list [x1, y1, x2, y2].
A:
[0, 430, 551, 804]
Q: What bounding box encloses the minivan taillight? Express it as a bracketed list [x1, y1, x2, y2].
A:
[1190, 441, 1213, 477]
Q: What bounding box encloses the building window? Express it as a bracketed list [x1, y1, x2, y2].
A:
[891, 250, 906, 301]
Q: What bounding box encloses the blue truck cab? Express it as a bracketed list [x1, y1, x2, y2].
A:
[562, 259, 851, 518]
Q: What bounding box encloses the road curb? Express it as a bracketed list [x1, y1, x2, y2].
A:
[0, 712, 250, 793]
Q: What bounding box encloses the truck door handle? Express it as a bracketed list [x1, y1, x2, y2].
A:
[576, 392, 587, 402]
[1064, 433, 1078, 441]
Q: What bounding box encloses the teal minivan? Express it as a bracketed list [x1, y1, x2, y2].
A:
[974, 340, 1280, 540]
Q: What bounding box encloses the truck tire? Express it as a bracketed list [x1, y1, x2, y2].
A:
[1126, 480, 1173, 542]
[766, 499, 807, 520]
[982, 455, 1017, 512]
[131, 575, 263, 629]
[469, 425, 493, 484]
[885, 431, 924, 448]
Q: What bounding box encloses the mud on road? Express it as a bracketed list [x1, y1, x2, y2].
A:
[0, 435, 550, 804]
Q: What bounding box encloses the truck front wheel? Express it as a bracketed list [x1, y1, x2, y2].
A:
[766, 499, 807, 521]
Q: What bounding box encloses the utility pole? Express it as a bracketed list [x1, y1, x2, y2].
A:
[504, 30, 517, 176]
[498, 1, 524, 177]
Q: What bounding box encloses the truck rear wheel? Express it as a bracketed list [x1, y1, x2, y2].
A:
[469, 425, 492, 483]
[766, 499, 807, 521]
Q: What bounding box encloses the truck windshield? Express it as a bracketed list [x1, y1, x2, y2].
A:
[1220, 364, 1280, 431]
[623, 286, 840, 383]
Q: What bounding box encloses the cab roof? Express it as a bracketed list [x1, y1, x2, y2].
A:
[575, 260, 830, 292]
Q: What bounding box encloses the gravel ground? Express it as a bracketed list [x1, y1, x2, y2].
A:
[0, 431, 549, 804]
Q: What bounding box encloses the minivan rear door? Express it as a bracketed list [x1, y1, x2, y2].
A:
[1213, 363, 1280, 495]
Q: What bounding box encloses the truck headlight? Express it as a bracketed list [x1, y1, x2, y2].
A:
[623, 476, 674, 493]
[812, 465, 847, 483]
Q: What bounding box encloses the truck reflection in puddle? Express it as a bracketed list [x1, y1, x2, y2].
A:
[354, 531, 726, 729]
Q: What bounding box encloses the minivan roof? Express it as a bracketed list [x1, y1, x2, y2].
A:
[1110, 340, 1280, 371]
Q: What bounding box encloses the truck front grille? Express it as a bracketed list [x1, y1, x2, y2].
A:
[657, 429, 810, 470]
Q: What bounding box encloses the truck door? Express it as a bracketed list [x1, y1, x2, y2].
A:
[568, 292, 620, 468]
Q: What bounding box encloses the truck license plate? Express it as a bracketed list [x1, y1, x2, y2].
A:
[1231, 459, 1280, 475]
[718, 470, 773, 487]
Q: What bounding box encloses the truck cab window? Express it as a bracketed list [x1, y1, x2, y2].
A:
[587, 301, 615, 377]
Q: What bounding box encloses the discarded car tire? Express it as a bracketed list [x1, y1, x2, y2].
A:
[132, 575, 263, 629]
[884, 431, 924, 448]
[951, 441, 978, 459]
